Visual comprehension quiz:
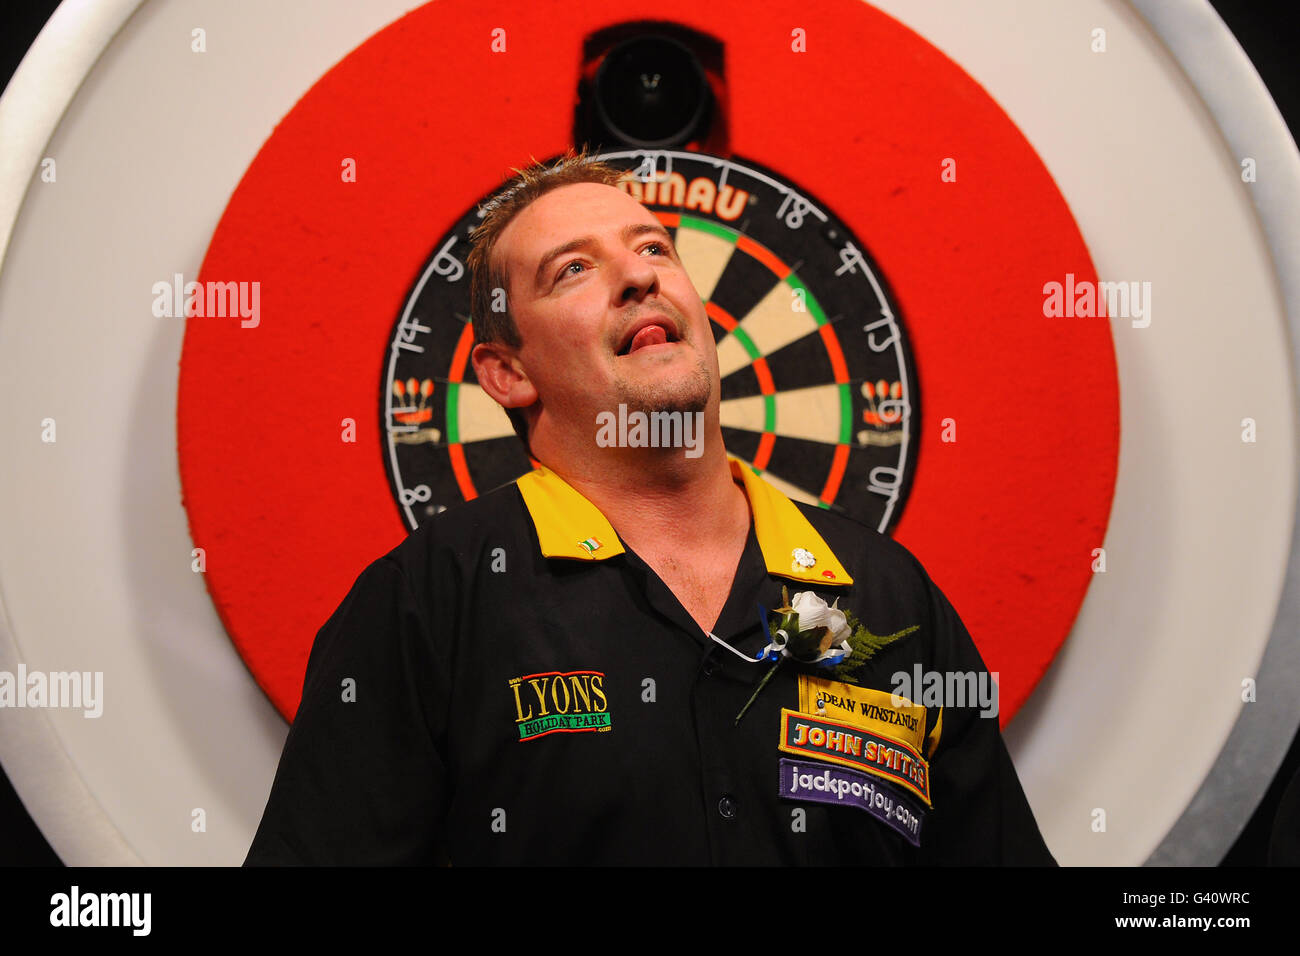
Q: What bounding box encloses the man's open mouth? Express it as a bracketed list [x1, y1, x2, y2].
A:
[618, 320, 679, 356]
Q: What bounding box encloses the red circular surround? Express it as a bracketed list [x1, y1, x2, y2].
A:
[178, 0, 1119, 724]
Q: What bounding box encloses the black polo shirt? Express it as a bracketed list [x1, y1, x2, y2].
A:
[245, 457, 1055, 865]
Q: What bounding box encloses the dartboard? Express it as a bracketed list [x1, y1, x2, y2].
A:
[382, 151, 918, 533]
[172, 0, 1127, 730]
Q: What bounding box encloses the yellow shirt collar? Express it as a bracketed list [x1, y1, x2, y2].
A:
[514, 456, 853, 586]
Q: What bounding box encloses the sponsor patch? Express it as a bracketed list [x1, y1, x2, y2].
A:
[778, 707, 931, 805]
[779, 758, 925, 846]
[508, 670, 611, 741]
[797, 673, 928, 752]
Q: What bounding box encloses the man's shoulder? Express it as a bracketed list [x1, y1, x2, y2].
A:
[379, 478, 531, 575]
[791, 500, 932, 598]
[790, 502, 979, 672]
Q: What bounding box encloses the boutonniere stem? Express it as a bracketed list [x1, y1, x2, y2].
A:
[735, 658, 782, 727]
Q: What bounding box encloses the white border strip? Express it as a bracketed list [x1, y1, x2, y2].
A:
[1130, 0, 1300, 865]
[0, 0, 144, 269]
[0, 0, 148, 865]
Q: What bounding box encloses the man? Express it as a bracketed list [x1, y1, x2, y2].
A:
[245, 147, 1055, 865]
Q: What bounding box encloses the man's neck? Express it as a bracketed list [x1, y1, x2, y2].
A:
[532, 436, 751, 556]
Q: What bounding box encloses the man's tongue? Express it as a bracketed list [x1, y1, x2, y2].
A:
[628, 325, 668, 354]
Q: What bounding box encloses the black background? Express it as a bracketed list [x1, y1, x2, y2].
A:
[0, 0, 1296, 867]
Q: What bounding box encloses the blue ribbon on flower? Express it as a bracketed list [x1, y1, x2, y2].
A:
[736, 593, 851, 725]
[754, 602, 851, 665]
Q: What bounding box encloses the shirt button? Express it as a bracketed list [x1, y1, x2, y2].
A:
[701, 658, 718, 678]
[717, 794, 738, 819]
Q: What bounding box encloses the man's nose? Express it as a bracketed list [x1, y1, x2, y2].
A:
[614, 247, 659, 303]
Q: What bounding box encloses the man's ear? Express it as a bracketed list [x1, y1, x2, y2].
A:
[471, 341, 539, 411]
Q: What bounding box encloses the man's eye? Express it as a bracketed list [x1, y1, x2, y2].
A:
[557, 244, 669, 282]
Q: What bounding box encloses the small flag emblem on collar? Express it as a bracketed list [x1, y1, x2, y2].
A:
[579, 537, 603, 554]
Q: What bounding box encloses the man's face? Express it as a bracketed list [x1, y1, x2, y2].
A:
[492, 182, 716, 443]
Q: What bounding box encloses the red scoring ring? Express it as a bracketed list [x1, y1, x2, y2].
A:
[178, 0, 1119, 723]
[704, 300, 780, 472]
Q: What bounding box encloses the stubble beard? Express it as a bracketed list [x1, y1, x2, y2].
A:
[613, 349, 713, 417]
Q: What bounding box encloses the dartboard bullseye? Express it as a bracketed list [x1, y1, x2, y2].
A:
[383, 151, 919, 533]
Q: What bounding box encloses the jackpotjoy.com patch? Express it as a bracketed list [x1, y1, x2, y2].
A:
[778, 758, 925, 846]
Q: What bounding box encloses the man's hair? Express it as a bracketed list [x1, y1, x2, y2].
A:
[466, 145, 632, 450]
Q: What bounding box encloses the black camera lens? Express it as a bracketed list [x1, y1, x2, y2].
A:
[593, 34, 712, 149]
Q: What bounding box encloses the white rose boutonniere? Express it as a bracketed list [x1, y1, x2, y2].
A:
[733, 586, 916, 725]
[787, 590, 852, 657]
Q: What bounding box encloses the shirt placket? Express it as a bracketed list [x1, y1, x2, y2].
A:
[623, 524, 793, 864]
